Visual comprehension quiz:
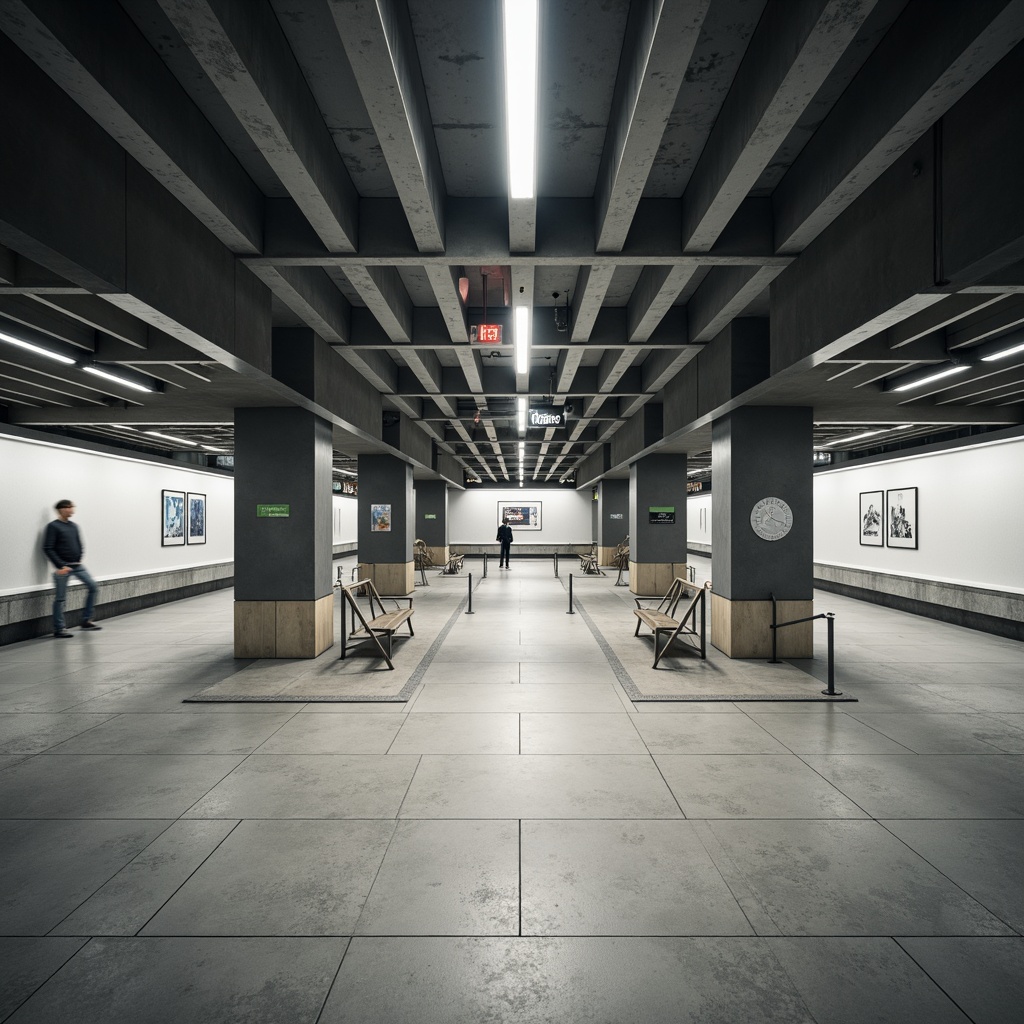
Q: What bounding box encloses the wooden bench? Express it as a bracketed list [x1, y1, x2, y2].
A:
[441, 550, 465, 575]
[633, 577, 707, 668]
[579, 544, 601, 575]
[335, 578, 414, 670]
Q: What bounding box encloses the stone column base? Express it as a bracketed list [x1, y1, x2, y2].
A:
[358, 561, 415, 596]
[710, 594, 813, 659]
[629, 560, 690, 597]
[234, 594, 334, 659]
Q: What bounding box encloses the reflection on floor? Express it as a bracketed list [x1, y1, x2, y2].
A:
[1, 554, 1022, 1022]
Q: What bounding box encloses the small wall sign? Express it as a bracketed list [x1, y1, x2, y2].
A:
[609, 513, 624, 520]
[648, 506, 676, 525]
[423, 513, 437, 520]
[257, 504, 290, 518]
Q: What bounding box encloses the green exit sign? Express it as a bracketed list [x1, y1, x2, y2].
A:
[257, 504, 290, 518]
[424, 513, 437, 520]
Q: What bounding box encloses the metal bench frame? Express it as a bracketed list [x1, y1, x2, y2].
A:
[633, 576, 707, 668]
[336, 578, 414, 670]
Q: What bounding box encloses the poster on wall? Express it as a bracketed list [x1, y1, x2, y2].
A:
[886, 487, 918, 549]
[187, 492, 207, 545]
[499, 502, 542, 531]
[371, 504, 392, 532]
[161, 489, 186, 546]
[859, 491, 883, 546]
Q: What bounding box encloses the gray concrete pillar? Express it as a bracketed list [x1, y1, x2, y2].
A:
[233, 407, 334, 658]
[710, 406, 813, 658]
[358, 454, 414, 595]
[597, 479, 629, 565]
[414, 480, 449, 567]
[629, 454, 688, 595]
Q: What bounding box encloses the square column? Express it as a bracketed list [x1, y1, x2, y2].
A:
[233, 407, 334, 658]
[629, 454, 688, 595]
[597, 479, 629, 565]
[711, 406, 813, 658]
[358, 454, 414, 595]
[414, 480, 449, 566]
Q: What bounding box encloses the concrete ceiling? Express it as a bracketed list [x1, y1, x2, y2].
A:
[1, 0, 1024, 487]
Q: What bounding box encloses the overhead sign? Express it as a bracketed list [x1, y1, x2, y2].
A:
[528, 404, 569, 429]
[471, 324, 502, 344]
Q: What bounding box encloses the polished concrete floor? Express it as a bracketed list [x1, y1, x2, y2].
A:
[1, 556, 1023, 1022]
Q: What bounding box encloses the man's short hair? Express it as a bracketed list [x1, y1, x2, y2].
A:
[54, 499, 74, 510]
[502, 518, 508, 524]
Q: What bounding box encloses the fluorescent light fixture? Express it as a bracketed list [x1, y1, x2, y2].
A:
[0, 330, 75, 364]
[981, 340, 1024, 362]
[503, 0, 538, 199]
[201, 444, 226, 453]
[514, 305, 530, 374]
[112, 424, 136, 431]
[887, 363, 969, 392]
[822, 430, 882, 447]
[518, 441, 525, 453]
[83, 365, 154, 392]
[518, 396, 526, 434]
[520, 481, 524, 488]
[144, 430, 196, 446]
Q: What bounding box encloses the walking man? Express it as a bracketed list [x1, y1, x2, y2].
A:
[496, 517, 513, 569]
[43, 500, 102, 637]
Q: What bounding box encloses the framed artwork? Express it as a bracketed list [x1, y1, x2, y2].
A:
[498, 502, 542, 531]
[187, 492, 207, 544]
[886, 487, 918, 549]
[859, 491, 883, 546]
[371, 504, 391, 532]
[161, 489, 186, 546]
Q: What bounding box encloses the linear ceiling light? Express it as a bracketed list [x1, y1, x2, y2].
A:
[503, 0, 539, 199]
[144, 430, 196, 446]
[822, 430, 883, 447]
[885, 363, 969, 393]
[201, 444, 227, 453]
[518, 396, 527, 434]
[514, 304, 530, 374]
[83, 365, 155, 393]
[0, 330, 75, 364]
[980, 339, 1024, 362]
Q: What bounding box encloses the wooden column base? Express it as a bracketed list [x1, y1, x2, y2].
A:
[710, 594, 813, 659]
[629, 560, 690, 597]
[234, 595, 334, 659]
[423, 545, 447, 567]
[358, 561, 415, 596]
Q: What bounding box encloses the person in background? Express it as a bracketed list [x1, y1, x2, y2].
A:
[496, 517, 513, 569]
[43, 500, 102, 638]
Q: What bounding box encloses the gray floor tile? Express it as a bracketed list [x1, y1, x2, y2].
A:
[4, 936, 346, 1024]
[0, 819, 171, 934]
[519, 713, 646, 754]
[410, 682, 626, 713]
[0, 755, 245, 818]
[356, 819, 518, 935]
[143, 820, 395, 935]
[655, 754, 869, 818]
[51, 820, 239, 936]
[766, 937, 970, 1023]
[399, 754, 681, 818]
[632, 713, 789, 754]
[895, 938, 1024, 1024]
[389, 712, 519, 754]
[845, 712, 1024, 753]
[522, 820, 752, 935]
[255, 712, 406, 753]
[706, 820, 1014, 936]
[0, 712, 118, 753]
[746, 712, 915, 754]
[320, 936, 813, 1024]
[0, 938, 90, 1021]
[183, 754, 420, 818]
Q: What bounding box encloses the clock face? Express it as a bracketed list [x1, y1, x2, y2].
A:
[750, 497, 793, 541]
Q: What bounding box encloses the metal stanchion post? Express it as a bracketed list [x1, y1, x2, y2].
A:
[567, 573, 575, 614]
[553, 552, 559, 577]
[466, 573, 474, 614]
[483, 554, 488, 578]
[768, 593, 781, 663]
[822, 613, 841, 695]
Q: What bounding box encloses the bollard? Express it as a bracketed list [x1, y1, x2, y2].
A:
[466, 572, 474, 614]
[566, 572, 575, 614]
[483, 553, 488, 578]
[768, 593, 781, 663]
[821, 613, 841, 696]
[553, 552, 559, 577]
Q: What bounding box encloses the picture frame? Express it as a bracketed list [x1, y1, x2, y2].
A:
[498, 501, 542, 531]
[161, 489, 186, 546]
[370, 503, 391, 532]
[859, 490, 883, 546]
[886, 487, 918, 549]
[187, 492, 207, 544]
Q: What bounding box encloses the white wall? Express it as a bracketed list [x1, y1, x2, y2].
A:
[687, 492, 713, 547]
[450, 487, 591, 544]
[814, 435, 1024, 594]
[1, 432, 234, 596]
[332, 494, 358, 545]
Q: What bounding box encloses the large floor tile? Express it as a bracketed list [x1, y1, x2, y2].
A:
[254, 712, 406, 753]
[519, 713, 646, 754]
[143, 820, 395, 935]
[521, 820, 751, 935]
[844, 712, 1024, 753]
[400, 754, 681, 818]
[0, 712, 117, 753]
[746, 712, 915, 754]
[4, 937, 346, 1024]
[706, 820, 1013, 936]
[389, 712, 519, 754]
[355, 819, 518, 935]
[410, 682, 626, 713]
[320, 936, 813, 1023]
[632, 713, 789, 754]
[0, 938, 89, 1021]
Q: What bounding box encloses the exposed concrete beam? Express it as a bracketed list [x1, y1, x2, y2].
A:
[886, 294, 1009, 348]
[249, 266, 350, 345]
[0, 295, 95, 350]
[570, 265, 616, 343]
[683, 0, 878, 251]
[424, 266, 469, 343]
[595, 0, 709, 252]
[641, 346, 702, 392]
[627, 265, 697, 342]
[343, 266, 413, 342]
[945, 296, 1024, 349]
[157, 0, 358, 251]
[774, 0, 1024, 254]
[688, 265, 781, 343]
[328, 0, 445, 252]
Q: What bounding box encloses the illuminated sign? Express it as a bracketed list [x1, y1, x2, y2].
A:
[528, 404, 569, 428]
[471, 324, 502, 344]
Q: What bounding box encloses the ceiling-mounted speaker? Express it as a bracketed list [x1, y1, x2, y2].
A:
[458, 277, 470, 304]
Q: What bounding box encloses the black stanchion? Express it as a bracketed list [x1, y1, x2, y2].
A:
[822, 613, 841, 696]
[567, 573, 575, 614]
[768, 593, 781, 663]
[553, 552, 559, 577]
[466, 573, 474, 614]
[483, 554, 488, 578]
